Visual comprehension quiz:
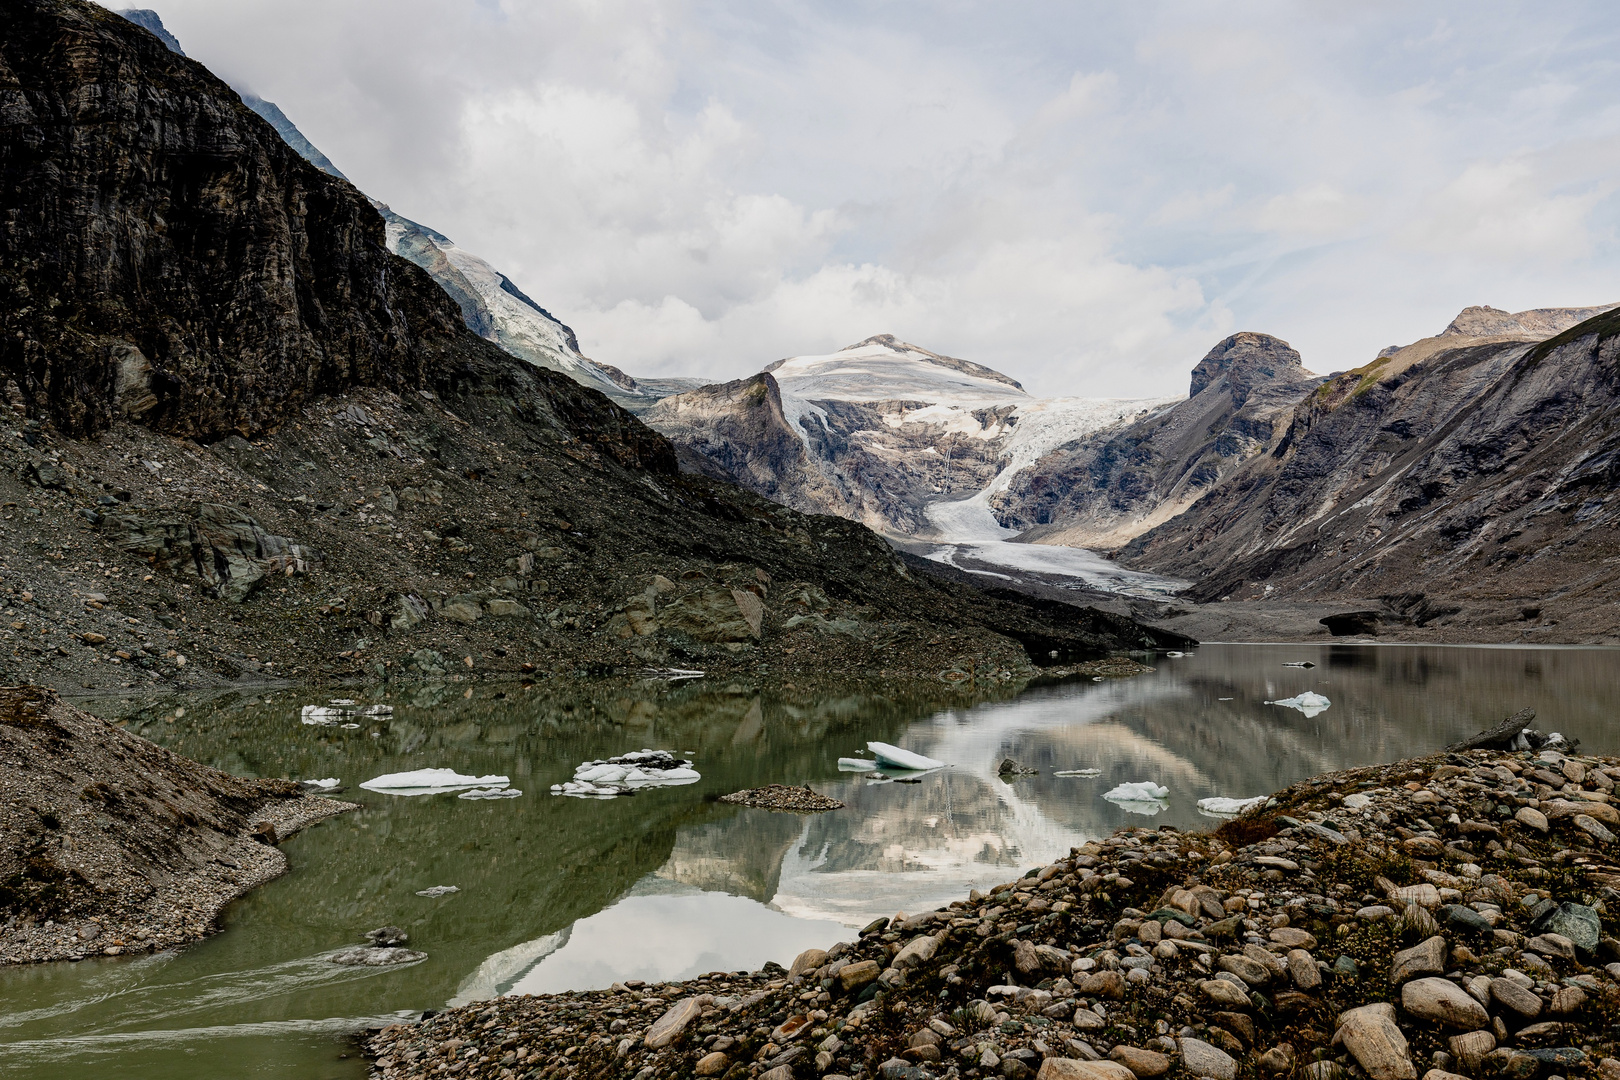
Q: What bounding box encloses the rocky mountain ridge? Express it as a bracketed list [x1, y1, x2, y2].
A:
[1115, 305, 1620, 638]
[645, 336, 1169, 537]
[0, 0, 1187, 693]
[114, 7, 691, 414]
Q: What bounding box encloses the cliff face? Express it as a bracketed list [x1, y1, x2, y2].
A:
[994, 332, 1321, 548]
[1120, 307, 1620, 631]
[0, 0, 499, 440]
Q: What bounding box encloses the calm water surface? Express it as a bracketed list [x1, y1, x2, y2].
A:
[3, 643, 1618, 1079]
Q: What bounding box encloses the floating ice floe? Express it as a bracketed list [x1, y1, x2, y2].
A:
[838, 757, 880, 771]
[301, 778, 342, 790]
[551, 750, 700, 799]
[1103, 781, 1169, 801]
[866, 742, 945, 771]
[1164, 651, 1185, 658]
[1197, 795, 1267, 816]
[458, 787, 523, 800]
[416, 885, 459, 897]
[1054, 768, 1102, 777]
[1266, 691, 1331, 717]
[360, 768, 512, 795]
[1217, 697, 1234, 701]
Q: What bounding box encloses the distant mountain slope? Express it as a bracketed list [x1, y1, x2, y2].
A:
[645, 335, 1166, 536]
[993, 332, 1323, 548]
[113, 7, 681, 411]
[1118, 304, 1620, 633]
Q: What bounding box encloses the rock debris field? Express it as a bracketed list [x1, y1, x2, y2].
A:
[368, 744, 1620, 1080]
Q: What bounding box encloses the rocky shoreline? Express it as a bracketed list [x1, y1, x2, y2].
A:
[365, 744, 1620, 1080]
[0, 687, 356, 964]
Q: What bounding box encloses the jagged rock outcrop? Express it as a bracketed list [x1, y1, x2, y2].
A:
[1120, 306, 1620, 635]
[994, 333, 1321, 548]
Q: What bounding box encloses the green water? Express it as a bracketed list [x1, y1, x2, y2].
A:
[2, 643, 1618, 1078]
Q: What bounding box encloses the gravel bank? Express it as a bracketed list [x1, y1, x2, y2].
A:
[0, 686, 355, 964]
[365, 744, 1620, 1080]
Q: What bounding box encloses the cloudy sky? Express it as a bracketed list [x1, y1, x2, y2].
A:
[130, 1, 1620, 397]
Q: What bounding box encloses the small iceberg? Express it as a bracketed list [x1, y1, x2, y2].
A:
[1164, 651, 1185, 658]
[459, 787, 523, 800]
[1104, 781, 1168, 801]
[866, 742, 945, 771]
[551, 750, 700, 798]
[301, 705, 349, 725]
[1266, 691, 1331, 717]
[1054, 768, 1102, 777]
[1197, 795, 1267, 816]
[416, 885, 459, 897]
[838, 757, 880, 771]
[361, 768, 512, 795]
[301, 778, 342, 790]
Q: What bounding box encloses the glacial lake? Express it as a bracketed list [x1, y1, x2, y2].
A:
[2, 643, 1618, 1079]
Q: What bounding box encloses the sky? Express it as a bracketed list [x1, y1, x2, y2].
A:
[122, 1, 1620, 398]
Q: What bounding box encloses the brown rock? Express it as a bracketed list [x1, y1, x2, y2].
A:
[838, 960, 881, 994]
[789, 948, 828, 978]
[1269, 927, 1317, 949]
[1015, 939, 1044, 977]
[1108, 1046, 1170, 1077]
[1258, 1046, 1295, 1074]
[1402, 978, 1490, 1029]
[1199, 979, 1251, 1008]
[1217, 954, 1270, 986]
[1336, 1002, 1417, 1080]
[644, 995, 710, 1048]
[695, 1051, 729, 1076]
[1390, 936, 1448, 983]
[1287, 949, 1321, 990]
[1448, 1031, 1495, 1071]
[1076, 971, 1125, 999]
[1038, 1061, 1136, 1080]
[1489, 977, 1542, 1020]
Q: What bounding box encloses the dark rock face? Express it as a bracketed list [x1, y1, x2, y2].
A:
[995, 332, 1320, 547]
[0, 0, 491, 440]
[1187, 331, 1310, 402]
[1122, 308, 1620, 625]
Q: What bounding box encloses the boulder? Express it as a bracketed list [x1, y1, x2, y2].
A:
[644, 995, 710, 1048]
[1401, 978, 1490, 1029]
[838, 960, 881, 994]
[893, 935, 940, 970]
[1178, 1038, 1237, 1080]
[1336, 1003, 1416, 1080]
[1199, 979, 1251, 1008]
[1489, 977, 1543, 1020]
[1037, 1061, 1136, 1080]
[1390, 936, 1448, 983]
[1108, 1046, 1170, 1077]
[789, 948, 828, 979]
[1530, 903, 1601, 953]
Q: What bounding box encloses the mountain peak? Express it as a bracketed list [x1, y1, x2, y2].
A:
[813, 334, 1023, 392]
[1188, 332, 1310, 402]
[114, 9, 184, 56]
[1441, 303, 1620, 340]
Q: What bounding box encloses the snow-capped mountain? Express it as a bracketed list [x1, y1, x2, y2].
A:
[114, 8, 685, 412]
[644, 335, 1173, 542]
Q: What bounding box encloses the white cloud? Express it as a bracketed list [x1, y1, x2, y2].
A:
[119, 1, 1620, 394]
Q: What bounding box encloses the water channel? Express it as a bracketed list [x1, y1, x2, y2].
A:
[2, 643, 1617, 1079]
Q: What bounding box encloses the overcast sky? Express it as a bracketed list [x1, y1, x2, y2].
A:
[129, 1, 1620, 397]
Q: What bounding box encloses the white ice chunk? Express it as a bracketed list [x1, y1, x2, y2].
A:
[1197, 796, 1267, 816]
[866, 742, 945, 771]
[838, 758, 880, 771]
[1266, 691, 1331, 717]
[1054, 769, 1102, 777]
[360, 768, 511, 795]
[416, 885, 459, 897]
[301, 704, 352, 724]
[303, 778, 342, 789]
[1103, 781, 1169, 801]
[459, 787, 523, 800]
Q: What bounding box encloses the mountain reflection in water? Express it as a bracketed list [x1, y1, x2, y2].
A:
[4, 643, 1617, 1080]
